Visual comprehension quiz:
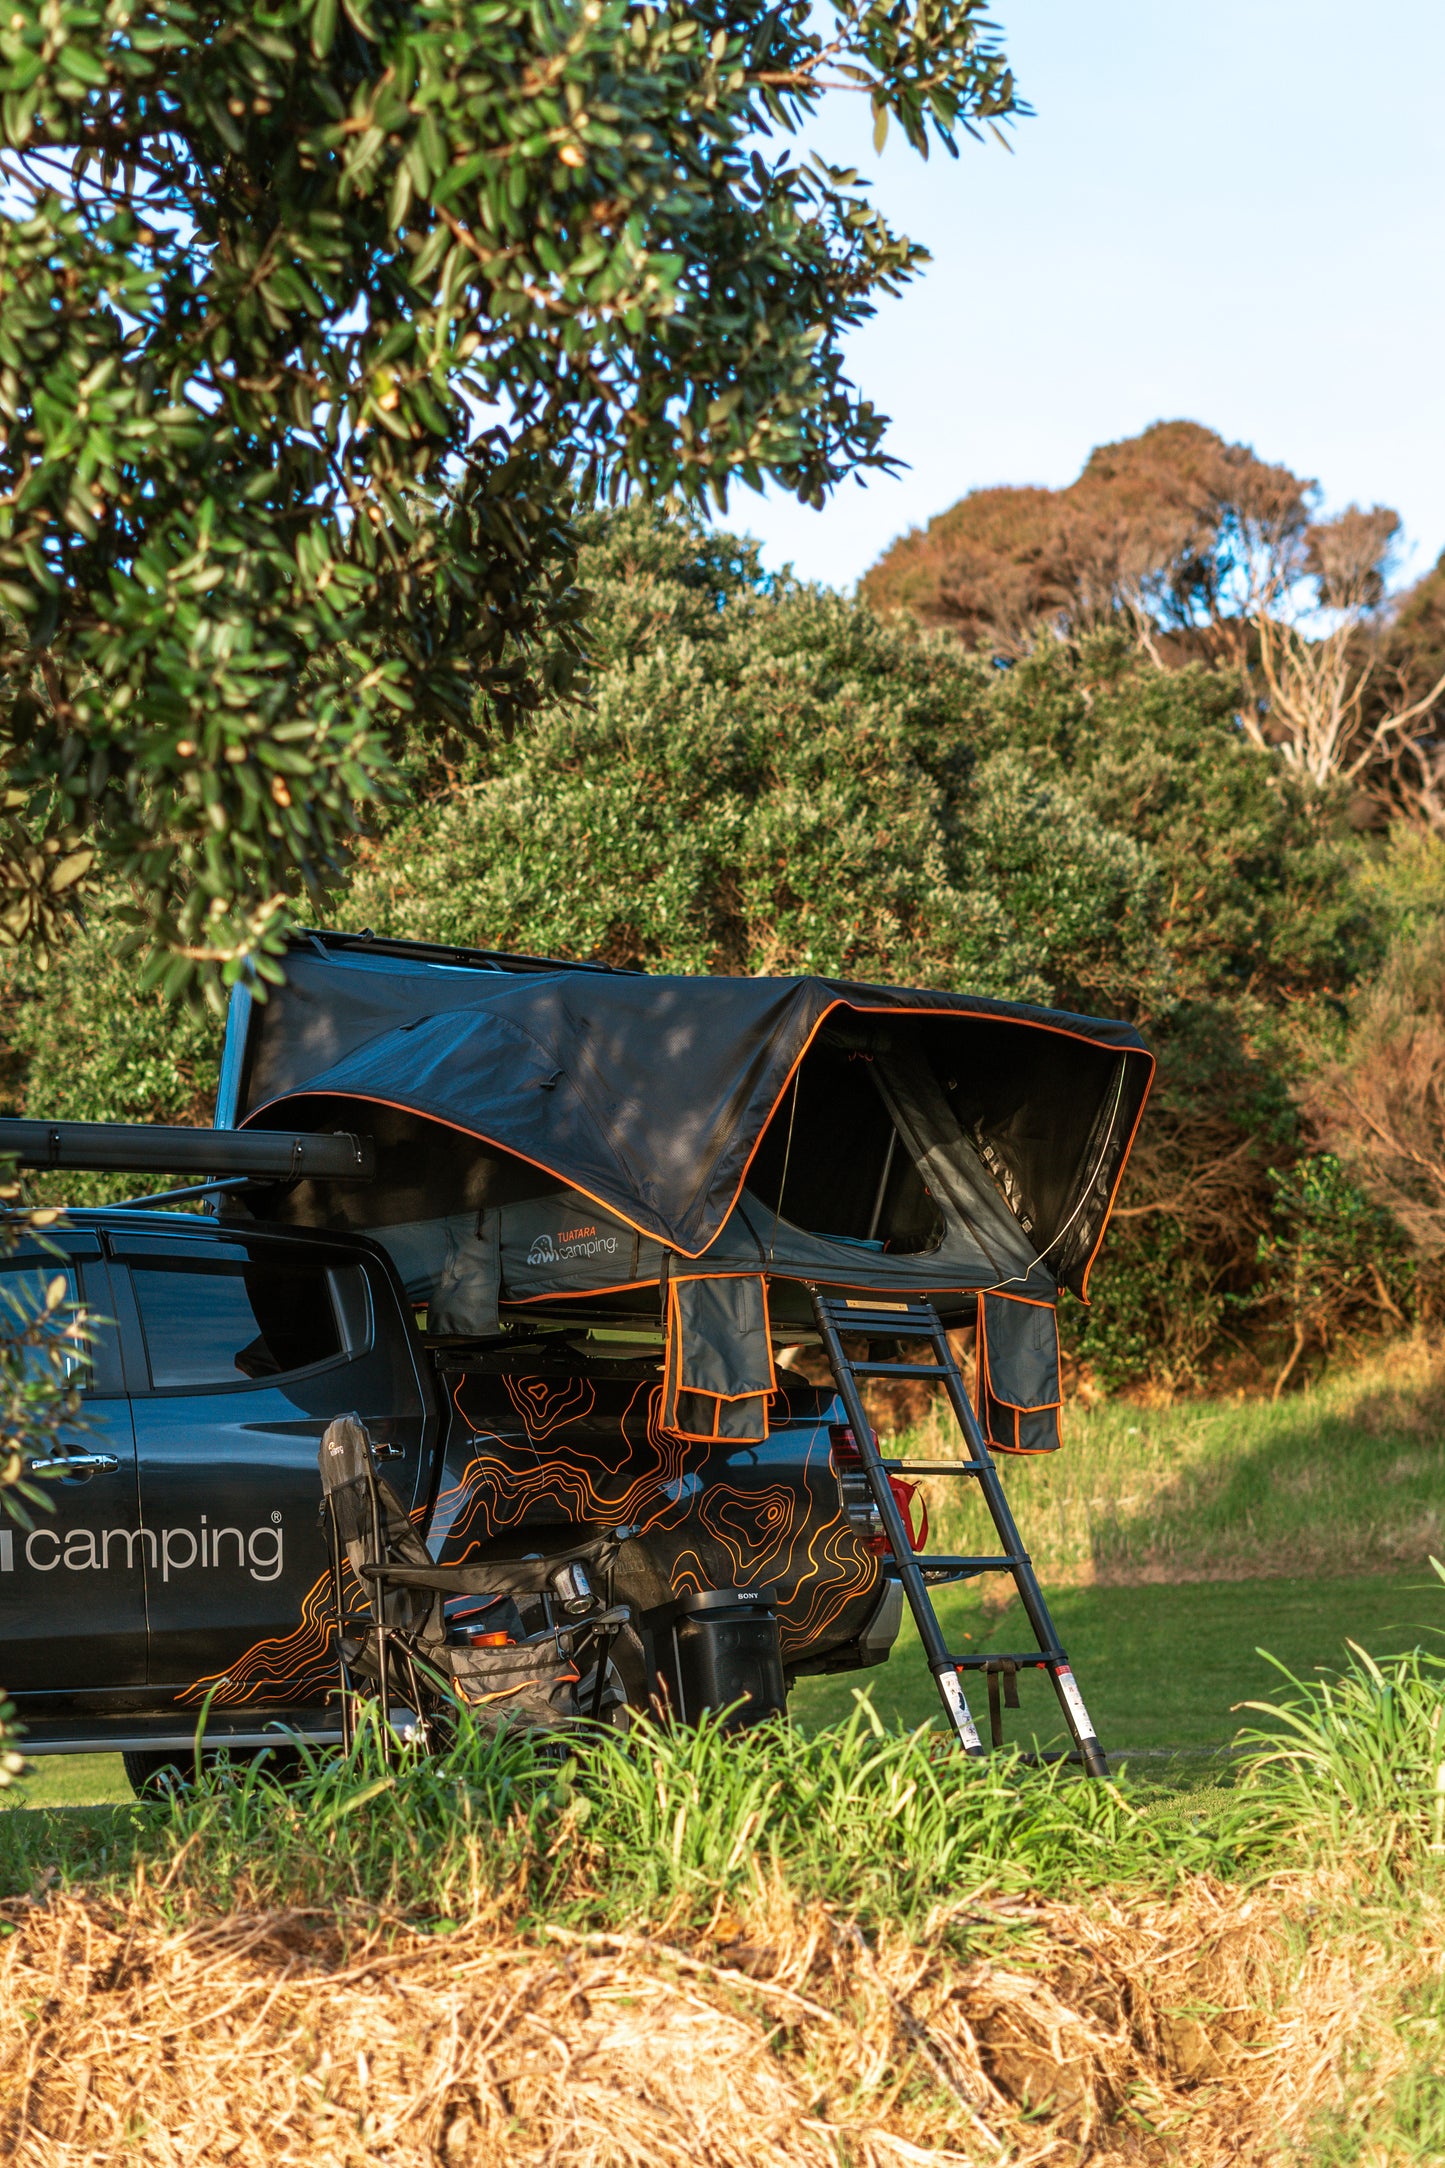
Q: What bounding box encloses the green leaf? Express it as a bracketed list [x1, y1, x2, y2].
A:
[310, 0, 338, 60]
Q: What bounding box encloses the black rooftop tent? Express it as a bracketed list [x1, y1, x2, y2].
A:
[223, 935, 1152, 1456]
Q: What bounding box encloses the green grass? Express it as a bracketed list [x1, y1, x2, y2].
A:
[0, 1703, 1243, 1920]
[1, 1620, 1442, 2166]
[0, 1751, 131, 1809]
[792, 1569, 1445, 1760]
[899, 1333, 1445, 1586]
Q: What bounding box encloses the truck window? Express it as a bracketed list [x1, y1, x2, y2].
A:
[131, 1255, 344, 1390]
[0, 1262, 82, 1381]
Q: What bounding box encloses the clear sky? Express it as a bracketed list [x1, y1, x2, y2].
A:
[728, 1, 1445, 596]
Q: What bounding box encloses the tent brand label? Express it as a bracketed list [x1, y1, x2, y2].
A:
[9, 1517, 285, 1582]
[526, 1226, 621, 1267]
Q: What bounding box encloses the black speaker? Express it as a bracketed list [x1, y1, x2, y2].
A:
[670, 1586, 786, 1729]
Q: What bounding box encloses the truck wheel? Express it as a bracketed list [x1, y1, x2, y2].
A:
[121, 1744, 308, 1797]
[573, 1656, 629, 1728]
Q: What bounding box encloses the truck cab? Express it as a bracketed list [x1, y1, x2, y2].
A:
[5, 1210, 436, 1760]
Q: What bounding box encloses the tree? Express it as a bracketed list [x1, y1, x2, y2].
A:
[1303, 836, 1445, 1255]
[0, 0, 1021, 998]
[863, 418, 1445, 825]
[863, 420, 1316, 655]
[1364, 552, 1445, 828]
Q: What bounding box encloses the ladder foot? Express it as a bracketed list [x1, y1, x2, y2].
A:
[1079, 1738, 1110, 1780]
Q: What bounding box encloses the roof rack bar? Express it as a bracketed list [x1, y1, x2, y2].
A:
[295, 927, 636, 977]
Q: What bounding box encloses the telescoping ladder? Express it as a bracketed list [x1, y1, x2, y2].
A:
[809, 1288, 1109, 1778]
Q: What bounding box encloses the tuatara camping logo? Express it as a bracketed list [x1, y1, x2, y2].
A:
[526, 1221, 621, 1268]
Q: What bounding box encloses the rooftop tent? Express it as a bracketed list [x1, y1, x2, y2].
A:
[227, 935, 1153, 1298]
[222, 939, 1152, 1453]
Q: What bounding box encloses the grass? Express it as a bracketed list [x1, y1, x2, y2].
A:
[1, 1642, 1443, 2163]
[0, 1701, 1235, 1921]
[0, 1751, 130, 1809]
[896, 1331, 1445, 1586]
[792, 1568, 1445, 1757]
[5, 1346, 1445, 2158]
[1, 1615, 1443, 2163]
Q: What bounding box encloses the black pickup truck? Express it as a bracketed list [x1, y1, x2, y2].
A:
[3, 1204, 900, 1785]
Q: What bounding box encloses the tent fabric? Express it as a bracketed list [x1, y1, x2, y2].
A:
[359, 1172, 1059, 1332]
[240, 940, 1153, 1297]
[870, 1050, 1041, 1279]
[430, 1212, 502, 1338]
[978, 1292, 1064, 1455]
[661, 1275, 776, 1443]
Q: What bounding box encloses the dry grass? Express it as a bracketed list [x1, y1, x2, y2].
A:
[2, 1869, 1437, 2166]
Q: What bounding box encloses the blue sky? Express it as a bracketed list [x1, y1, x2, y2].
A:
[729, 1, 1445, 596]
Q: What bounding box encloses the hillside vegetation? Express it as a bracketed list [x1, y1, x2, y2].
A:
[5, 507, 1445, 1393]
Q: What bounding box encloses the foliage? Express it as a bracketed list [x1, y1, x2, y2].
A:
[860, 419, 1329, 653]
[0, 505, 1424, 1390]
[0, 1172, 95, 1788]
[1251, 1154, 1415, 1395]
[344, 534, 1164, 998]
[1236, 1559, 1445, 1873]
[0, 0, 1020, 1000]
[0, 894, 220, 1204]
[862, 419, 1445, 834]
[0, 1206, 90, 1529]
[1301, 831, 1445, 1258]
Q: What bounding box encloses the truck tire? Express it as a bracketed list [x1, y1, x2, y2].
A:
[121, 1744, 309, 1797]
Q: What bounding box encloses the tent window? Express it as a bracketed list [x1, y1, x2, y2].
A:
[747, 1046, 944, 1254]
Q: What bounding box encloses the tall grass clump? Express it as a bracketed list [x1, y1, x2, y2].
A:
[1235, 1561, 1445, 1874]
[76, 1698, 1243, 1933]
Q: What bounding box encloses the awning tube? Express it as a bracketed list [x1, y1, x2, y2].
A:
[0, 1119, 373, 1182]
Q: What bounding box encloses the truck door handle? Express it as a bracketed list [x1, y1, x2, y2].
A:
[26, 1452, 120, 1480]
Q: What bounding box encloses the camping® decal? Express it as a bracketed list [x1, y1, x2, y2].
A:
[525, 1220, 621, 1268]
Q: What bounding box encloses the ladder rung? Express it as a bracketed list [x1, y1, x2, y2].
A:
[888, 1459, 987, 1475]
[846, 1457, 985, 1474]
[904, 1567, 986, 1585]
[889, 1553, 1020, 1572]
[953, 1653, 1061, 1670]
[847, 1360, 952, 1378]
[818, 1302, 939, 1332]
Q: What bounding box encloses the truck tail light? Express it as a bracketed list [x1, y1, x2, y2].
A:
[829, 1424, 929, 1556]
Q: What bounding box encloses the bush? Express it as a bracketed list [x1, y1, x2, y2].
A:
[0, 507, 1418, 1387]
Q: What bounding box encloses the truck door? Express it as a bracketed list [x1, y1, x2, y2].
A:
[0, 1237, 146, 1697]
[107, 1228, 429, 1704]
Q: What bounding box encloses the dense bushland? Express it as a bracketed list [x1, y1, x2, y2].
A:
[3, 506, 1440, 1390]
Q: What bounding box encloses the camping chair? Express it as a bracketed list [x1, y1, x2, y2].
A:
[318, 1414, 629, 1756]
